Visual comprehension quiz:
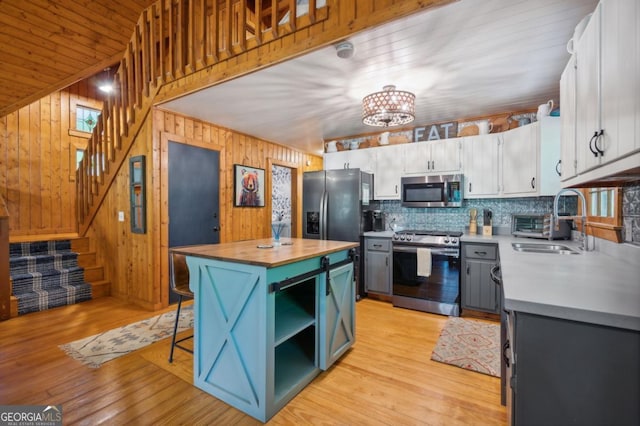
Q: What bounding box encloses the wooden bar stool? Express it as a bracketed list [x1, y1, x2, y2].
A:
[168, 253, 194, 363]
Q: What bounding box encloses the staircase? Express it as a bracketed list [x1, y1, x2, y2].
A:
[76, 0, 328, 235]
[8, 237, 109, 316]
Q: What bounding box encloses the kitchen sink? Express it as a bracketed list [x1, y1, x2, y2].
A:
[512, 242, 580, 255]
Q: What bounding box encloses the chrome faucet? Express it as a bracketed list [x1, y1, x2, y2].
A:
[552, 188, 589, 251]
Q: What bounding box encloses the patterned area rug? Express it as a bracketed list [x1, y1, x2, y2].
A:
[59, 305, 193, 368]
[431, 317, 500, 377]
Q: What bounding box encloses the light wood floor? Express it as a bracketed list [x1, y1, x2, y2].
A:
[0, 297, 507, 425]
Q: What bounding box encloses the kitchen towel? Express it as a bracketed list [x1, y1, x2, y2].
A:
[417, 248, 432, 277]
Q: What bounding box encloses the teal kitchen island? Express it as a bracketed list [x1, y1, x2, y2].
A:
[171, 238, 358, 422]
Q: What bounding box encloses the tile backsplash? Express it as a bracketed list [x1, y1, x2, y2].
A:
[378, 196, 576, 232]
[622, 183, 640, 245]
[376, 183, 640, 246]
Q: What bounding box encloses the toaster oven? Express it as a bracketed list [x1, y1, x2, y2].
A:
[511, 214, 571, 240]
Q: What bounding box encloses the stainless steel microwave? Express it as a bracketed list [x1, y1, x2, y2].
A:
[401, 174, 463, 208]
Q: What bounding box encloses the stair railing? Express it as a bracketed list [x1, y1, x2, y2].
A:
[76, 0, 327, 235]
[0, 194, 10, 320]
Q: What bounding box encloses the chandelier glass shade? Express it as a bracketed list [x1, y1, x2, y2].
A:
[362, 85, 416, 127]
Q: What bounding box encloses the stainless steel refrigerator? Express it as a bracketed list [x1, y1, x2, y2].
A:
[302, 169, 373, 299]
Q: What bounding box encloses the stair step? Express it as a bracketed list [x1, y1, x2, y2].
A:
[10, 252, 79, 276]
[11, 267, 87, 293]
[83, 265, 104, 282]
[14, 283, 92, 315]
[10, 240, 72, 257]
[10, 296, 18, 317]
[77, 252, 96, 267]
[90, 280, 111, 298]
[71, 237, 90, 253]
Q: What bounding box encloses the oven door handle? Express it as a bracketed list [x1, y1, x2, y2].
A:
[392, 245, 459, 257]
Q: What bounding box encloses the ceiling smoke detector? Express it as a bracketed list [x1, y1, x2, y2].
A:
[335, 41, 354, 59]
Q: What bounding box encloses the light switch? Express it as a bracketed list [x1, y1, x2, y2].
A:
[118, 211, 125, 222]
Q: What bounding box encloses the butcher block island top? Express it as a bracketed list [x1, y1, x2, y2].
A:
[171, 238, 359, 268]
[171, 237, 357, 422]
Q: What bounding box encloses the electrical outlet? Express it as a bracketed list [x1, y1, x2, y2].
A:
[118, 211, 125, 222]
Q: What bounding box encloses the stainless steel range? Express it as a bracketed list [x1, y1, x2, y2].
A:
[392, 230, 462, 316]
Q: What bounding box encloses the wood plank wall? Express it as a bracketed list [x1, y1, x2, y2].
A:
[0, 81, 104, 237]
[84, 108, 322, 309]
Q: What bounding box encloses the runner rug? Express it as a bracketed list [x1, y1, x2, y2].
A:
[430, 316, 500, 377]
[59, 305, 193, 368]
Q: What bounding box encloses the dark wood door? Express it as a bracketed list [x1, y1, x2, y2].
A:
[168, 142, 220, 303]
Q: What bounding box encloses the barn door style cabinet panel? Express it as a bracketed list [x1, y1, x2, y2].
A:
[561, 0, 640, 185]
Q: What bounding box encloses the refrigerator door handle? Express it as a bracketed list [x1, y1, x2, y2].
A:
[320, 191, 328, 240]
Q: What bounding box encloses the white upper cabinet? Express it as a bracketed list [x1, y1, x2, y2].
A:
[463, 134, 501, 198]
[574, 2, 601, 174]
[599, 0, 639, 160]
[560, 56, 578, 181]
[502, 123, 539, 196]
[323, 148, 375, 173]
[429, 138, 463, 173]
[374, 144, 404, 200]
[403, 138, 462, 175]
[402, 142, 431, 174]
[538, 117, 563, 196]
[561, 0, 640, 186]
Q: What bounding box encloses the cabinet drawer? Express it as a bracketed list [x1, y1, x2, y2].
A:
[464, 244, 497, 260]
[366, 238, 391, 252]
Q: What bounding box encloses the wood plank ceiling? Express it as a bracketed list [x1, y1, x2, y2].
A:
[0, 0, 157, 117]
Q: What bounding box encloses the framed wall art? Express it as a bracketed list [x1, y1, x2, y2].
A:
[234, 164, 265, 207]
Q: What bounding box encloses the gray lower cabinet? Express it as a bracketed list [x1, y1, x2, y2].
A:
[505, 311, 640, 426]
[461, 242, 500, 314]
[364, 237, 392, 295]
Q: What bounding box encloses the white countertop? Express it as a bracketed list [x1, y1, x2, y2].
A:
[363, 231, 394, 238]
[462, 234, 640, 331]
[364, 230, 640, 330]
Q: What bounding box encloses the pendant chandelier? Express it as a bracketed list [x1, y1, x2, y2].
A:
[362, 85, 415, 127]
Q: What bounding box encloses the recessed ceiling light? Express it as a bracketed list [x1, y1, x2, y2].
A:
[98, 83, 113, 93]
